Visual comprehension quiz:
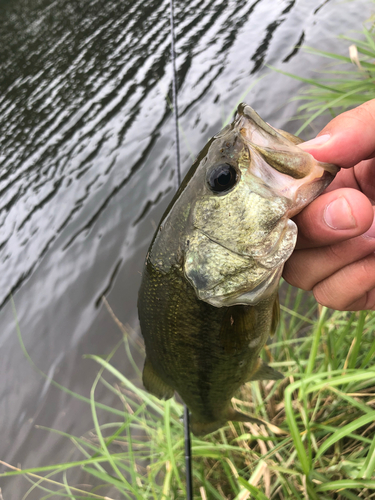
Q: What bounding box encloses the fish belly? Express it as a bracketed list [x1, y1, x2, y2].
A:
[138, 261, 282, 435]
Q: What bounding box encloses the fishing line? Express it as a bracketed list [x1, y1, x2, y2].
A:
[170, 0, 182, 190]
[183, 405, 193, 499]
[169, 0, 193, 498]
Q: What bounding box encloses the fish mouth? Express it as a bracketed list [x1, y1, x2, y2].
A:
[236, 103, 339, 216]
[243, 140, 339, 218]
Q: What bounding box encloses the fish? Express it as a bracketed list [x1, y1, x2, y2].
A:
[137, 103, 339, 436]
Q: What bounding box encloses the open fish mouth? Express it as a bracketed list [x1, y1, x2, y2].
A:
[246, 150, 338, 219]
[236, 103, 339, 215]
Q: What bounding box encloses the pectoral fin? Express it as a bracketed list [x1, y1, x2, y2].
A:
[142, 357, 174, 400]
[249, 358, 284, 381]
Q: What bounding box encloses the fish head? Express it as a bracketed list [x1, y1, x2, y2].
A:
[183, 103, 339, 307]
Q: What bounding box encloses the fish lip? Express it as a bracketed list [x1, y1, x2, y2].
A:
[319, 161, 340, 176]
[236, 103, 279, 138]
[244, 148, 339, 218]
[235, 104, 340, 198]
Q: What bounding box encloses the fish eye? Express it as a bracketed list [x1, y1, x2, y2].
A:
[207, 164, 238, 193]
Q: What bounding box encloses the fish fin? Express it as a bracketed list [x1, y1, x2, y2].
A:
[227, 407, 264, 426]
[250, 358, 284, 381]
[190, 408, 263, 436]
[142, 357, 174, 400]
[190, 417, 226, 437]
[270, 294, 280, 337]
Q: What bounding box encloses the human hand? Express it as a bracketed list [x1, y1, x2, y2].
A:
[283, 100, 375, 311]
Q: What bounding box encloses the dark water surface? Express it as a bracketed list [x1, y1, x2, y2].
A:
[0, 0, 371, 496]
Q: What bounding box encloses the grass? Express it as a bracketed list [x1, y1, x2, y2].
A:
[270, 22, 375, 135]
[1, 288, 375, 499]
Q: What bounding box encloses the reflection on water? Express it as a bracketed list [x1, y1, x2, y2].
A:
[0, 0, 371, 496]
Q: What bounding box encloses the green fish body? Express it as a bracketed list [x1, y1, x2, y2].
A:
[138, 104, 338, 436]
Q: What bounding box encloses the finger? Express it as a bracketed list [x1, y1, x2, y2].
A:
[324, 165, 361, 192]
[354, 159, 375, 203]
[298, 99, 375, 168]
[326, 158, 375, 202]
[283, 233, 375, 290]
[312, 253, 375, 311]
[293, 188, 374, 249]
[341, 288, 375, 311]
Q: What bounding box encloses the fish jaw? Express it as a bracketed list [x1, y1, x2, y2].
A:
[236, 103, 340, 216]
[244, 144, 338, 218]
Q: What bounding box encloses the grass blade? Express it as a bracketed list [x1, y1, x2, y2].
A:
[316, 479, 375, 492]
[315, 413, 375, 461]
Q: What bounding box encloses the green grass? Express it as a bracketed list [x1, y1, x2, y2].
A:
[270, 22, 375, 135]
[2, 288, 375, 499]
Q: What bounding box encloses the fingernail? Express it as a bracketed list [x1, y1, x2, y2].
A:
[299, 134, 331, 149]
[363, 218, 375, 238]
[324, 197, 357, 230]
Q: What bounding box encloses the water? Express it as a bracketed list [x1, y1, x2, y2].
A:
[0, 0, 371, 496]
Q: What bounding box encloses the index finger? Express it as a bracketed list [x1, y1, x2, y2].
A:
[298, 99, 375, 168]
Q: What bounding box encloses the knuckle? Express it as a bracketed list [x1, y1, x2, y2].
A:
[284, 275, 312, 291]
[313, 280, 349, 311]
[346, 101, 375, 127]
[312, 283, 333, 309]
[325, 244, 343, 262]
[359, 100, 375, 123]
[283, 261, 314, 291]
[364, 289, 375, 310]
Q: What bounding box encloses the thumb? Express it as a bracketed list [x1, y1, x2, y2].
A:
[298, 99, 375, 168]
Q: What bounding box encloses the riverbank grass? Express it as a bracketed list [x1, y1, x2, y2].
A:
[272, 24, 375, 135]
[2, 287, 375, 499]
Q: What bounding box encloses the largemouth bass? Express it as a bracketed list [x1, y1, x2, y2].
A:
[138, 103, 338, 436]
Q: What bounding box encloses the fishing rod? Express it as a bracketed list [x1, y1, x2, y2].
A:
[169, 0, 193, 498]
